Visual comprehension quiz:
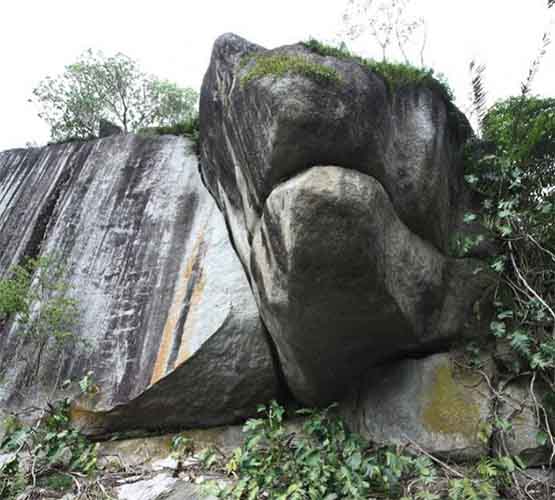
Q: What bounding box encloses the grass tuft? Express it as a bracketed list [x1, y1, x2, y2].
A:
[302, 38, 454, 101]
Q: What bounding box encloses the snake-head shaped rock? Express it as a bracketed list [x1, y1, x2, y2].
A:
[200, 34, 494, 405]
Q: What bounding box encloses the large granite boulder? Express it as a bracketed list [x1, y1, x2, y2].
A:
[0, 134, 279, 434]
[200, 34, 494, 405]
[251, 166, 491, 403]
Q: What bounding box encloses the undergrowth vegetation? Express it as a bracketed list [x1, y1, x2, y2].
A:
[202, 401, 521, 500]
[0, 381, 98, 499]
[457, 30, 555, 486]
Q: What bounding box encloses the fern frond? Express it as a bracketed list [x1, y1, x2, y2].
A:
[521, 32, 551, 96]
[469, 60, 487, 133]
[512, 32, 552, 142]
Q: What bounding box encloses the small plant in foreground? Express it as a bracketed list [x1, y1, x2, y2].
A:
[0, 379, 98, 499]
[207, 401, 442, 499]
[203, 401, 528, 499]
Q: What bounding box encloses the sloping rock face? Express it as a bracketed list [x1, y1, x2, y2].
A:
[200, 34, 493, 405]
[0, 135, 278, 434]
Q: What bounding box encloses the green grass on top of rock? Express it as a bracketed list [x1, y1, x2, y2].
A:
[302, 38, 454, 101]
[241, 53, 341, 86]
[138, 115, 200, 152]
[138, 115, 199, 139]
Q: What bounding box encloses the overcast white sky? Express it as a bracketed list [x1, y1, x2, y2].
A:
[0, 0, 553, 151]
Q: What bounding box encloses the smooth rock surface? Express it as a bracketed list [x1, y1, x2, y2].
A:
[97, 424, 246, 469]
[163, 481, 218, 500]
[341, 352, 493, 460]
[117, 474, 178, 500]
[200, 34, 493, 405]
[0, 134, 278, 434]
[200, 33, 471, 261]
[251, 166, 492, 403]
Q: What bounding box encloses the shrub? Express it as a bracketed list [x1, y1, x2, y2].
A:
[0, 389, 98, 499]
[464, 95, 555, 374]
[138, 115, 200, 152]
[0, 255, 80, 383]
[208, 401, 440, 499]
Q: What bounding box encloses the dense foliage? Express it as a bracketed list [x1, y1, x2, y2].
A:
[204, 401, 519, 499]
[464, 94, 555, 374]
[31, 49, 198, 141]
[460, 91, 555, 481]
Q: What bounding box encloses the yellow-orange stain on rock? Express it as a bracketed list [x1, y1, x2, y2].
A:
[176, 274, 205, 367]
[70, 402, 108, 434]
[150, 233, 206, 385]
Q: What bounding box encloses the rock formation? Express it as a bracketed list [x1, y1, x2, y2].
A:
[0, 134, 279, 434]
[341, 352, 493, 460]
[200, 33, 494, 405]
[0, 33, 508, 461]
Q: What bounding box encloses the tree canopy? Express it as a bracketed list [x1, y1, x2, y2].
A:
[31, 50, 198, 142]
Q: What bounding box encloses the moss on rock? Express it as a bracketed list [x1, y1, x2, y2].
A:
[421, 362, 481, 439]
[241, 53, 340, 86]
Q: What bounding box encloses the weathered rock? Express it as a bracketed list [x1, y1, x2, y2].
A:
[200, 34, 493, 405]
[99, 119, 123, 137]
[97, 424, 246, 470]
[117, 474, 178, 500]
[200, 34, 496, 404]
[117, 477, 219, 500]
[341, 352, 493, 460]
[494, 376, 551, 467]
[251, 166, 492, 403]
[0, 146, 75, 273]
[0, 134, 278, 434]
[200, 34, 471, 261]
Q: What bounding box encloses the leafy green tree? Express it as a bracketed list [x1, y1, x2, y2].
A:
[482, 96, 555, 204]
[31, 49, 198, 141]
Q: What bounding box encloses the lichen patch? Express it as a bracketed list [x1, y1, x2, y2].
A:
[421, 362, 480, 439]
